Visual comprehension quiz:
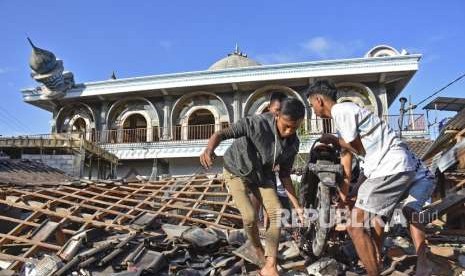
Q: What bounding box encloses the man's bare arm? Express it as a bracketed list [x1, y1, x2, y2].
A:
[320, 133, 366, 156]
[338, 135, 366, 157]
[200, 132, 221, 169]
[340, 150, 353, 203]
[281, 177, 305, 222]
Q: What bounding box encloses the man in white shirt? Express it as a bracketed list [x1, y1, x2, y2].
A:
[306, 80, 435, 276]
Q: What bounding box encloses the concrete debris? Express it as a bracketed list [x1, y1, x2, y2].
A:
[207, 227, 228, 242]
[384, 236, 416, 255]
[0, 175, 463, 275]
[232, 240, 266, 268]
[0, 270, 15, 276]
[459, 255, 465, 268]
[22, 255, 63, 276]
[279, 241, 301, 261]
[211, 255, 236, 268]
[181, 227, 219, 248]
[161, 224, 191, 239]
[135, 175, 147, 182]
[219, 259, 244, 276]
[227, 229, 247, 246]
[129, 212, 157, 231]
[306, 257, 339, 276]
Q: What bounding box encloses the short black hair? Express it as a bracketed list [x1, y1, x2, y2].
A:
[306, 79, 338, 102]
[269, 91, 287, 104]
[281, 97, 305, 120]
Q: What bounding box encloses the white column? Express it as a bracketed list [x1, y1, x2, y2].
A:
[162, 96, 173, 139]
[233, 91, 241, 122]
[99, 102, 110, 143]
[378, 85, 389, 117]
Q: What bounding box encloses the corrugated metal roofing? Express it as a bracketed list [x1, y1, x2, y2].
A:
[0, 159, 70, 186]
[423, 107, 465, 160]
[423, 97, 465, 112]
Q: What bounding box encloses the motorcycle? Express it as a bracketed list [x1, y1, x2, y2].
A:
[298, 138, 357, 258]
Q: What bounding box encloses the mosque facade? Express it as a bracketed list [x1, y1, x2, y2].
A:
[22, 42, 426, 178]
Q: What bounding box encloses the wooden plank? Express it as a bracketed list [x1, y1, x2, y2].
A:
[215, 194, 232, 225]
[0, 211, 41, 246]
[5, 198, 77, 271]
[9, 187, 117, 270]
[61, 184, 238, 219]
[30, 221, 60, 241]
[179, 179, 212, 225]
[110, 180, 175, 226]
[66, 185, 234, 207]
[0, 233, 61, 250]
[0, 195, 235, 231]
[78, 185, 126, 230]
[0, 175, 238, 270]
[0, 253, 30, 263]
[421, 190, 465, 219]
[0, 199, 151, 233]
[8, 188, 136, 220]
[0, 215, 74, 235]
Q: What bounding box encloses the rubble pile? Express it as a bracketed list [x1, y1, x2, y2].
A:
[0, 174, 311, 275]
[0, 175, 464, 275]
[10, 224, 307, 276]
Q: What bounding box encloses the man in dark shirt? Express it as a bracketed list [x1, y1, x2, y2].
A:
[264, 92, 292, 224]
[253, 91, 288, 228]
[200, 98, 305, 276]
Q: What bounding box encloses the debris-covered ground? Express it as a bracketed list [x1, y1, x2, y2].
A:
[0, 164, 464, 275]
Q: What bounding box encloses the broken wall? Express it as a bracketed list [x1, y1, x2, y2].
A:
[22, 154, 78, 176]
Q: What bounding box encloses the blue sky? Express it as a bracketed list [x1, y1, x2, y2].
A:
[0, 0, 464, 135]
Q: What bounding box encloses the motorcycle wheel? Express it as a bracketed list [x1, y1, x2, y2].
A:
[312, 182, 331, 257]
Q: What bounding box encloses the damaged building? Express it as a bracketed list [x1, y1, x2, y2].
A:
[19, 41, 427, 179]
[1, 40, 464, 275]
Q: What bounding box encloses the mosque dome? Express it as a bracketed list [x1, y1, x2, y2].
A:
[208, 45, 261, 70]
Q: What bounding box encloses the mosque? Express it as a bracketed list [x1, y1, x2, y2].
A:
[22, 41, 427, 178]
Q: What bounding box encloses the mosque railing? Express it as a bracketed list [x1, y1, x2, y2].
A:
[171, 124, 225, 141]
[90, 114, 427, 144]
[92, 124, 228, 144]
[298, 118, 336, 136]
[296, 114, 427, 137]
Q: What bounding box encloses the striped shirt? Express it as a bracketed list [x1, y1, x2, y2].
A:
[331, 102, 416, 179]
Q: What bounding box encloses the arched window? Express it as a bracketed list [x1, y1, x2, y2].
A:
[71, 117, 87, 138]
[187, 109, 215, 140]
[56, 104, 95, 141]
[122, 114, 147, 143]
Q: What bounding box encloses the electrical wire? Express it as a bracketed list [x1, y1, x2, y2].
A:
[0, 105, 32, 134]
[417, 72, 465, 108]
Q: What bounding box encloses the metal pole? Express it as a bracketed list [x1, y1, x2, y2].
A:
[398, 97, 407, 139]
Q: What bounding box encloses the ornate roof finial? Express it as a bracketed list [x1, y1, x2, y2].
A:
[27, 37, 58, 75]
[110, 71, 117, 80]
[229, 43, 247, 57]
[26, 37, 74, 99]
[27, 37, 37, 49]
